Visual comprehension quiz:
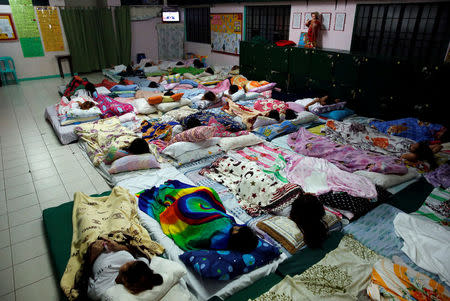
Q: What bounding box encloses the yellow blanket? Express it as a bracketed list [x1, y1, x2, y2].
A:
[61, 186, 164, 300]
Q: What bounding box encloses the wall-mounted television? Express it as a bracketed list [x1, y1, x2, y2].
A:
[162, 10, 180, 23]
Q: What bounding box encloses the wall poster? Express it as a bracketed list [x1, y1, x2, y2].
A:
[210, 13, 242, 56]
[0, 14, 18, 40]
[36, 6, 64, 51]
[334, 12, 346, 31]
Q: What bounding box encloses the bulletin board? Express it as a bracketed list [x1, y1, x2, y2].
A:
[9, 0, 44, 57]
[210, 13, 242, 56]
[36, 6, 64, 52]
[0, 14, 18, 40]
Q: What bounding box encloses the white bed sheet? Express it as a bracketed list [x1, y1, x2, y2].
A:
[44, 105, 78, 145]
[116, 170, 287, 301]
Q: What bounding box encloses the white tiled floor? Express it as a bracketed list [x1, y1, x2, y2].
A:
[0, 73, 111, 300]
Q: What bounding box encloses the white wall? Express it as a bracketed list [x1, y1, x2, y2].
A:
[0, 5, 70, 79]
[131, 18, 160, 64]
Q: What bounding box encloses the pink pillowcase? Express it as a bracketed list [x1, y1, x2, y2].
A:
[207, 117, 249, 137]
[249, 82, 277, 93]
[287, 102, 306, 113]
[169, 126, 216, 144]
[108, 154, 160, 174]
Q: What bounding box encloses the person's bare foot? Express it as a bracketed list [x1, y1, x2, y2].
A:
[430, 144, 443, 153]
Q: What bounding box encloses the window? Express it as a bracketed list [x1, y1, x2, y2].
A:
[245, 5, 291, 42]
[185, 7, 211, 44]
[351, 2, 450, 64]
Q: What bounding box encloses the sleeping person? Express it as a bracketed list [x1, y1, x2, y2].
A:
[138, 180, 259, 253]
[87, 238, 163, 300]
[85, 82, 134, 118]
[104, 138, 150, 164]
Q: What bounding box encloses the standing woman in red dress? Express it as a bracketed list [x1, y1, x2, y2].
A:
[305, 12, 321, 48]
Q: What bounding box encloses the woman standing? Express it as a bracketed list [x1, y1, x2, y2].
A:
[305, 12, 321, 48]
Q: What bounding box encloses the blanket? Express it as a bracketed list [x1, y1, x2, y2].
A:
[288, 128, 408, 175]
[412, 187, 450, 227]
[324, 120, 414, 156]
[222, 99, 264, 130]
[369, 118, 445, 143]
[251, 235, 381, 301]
[74, 118, 139, 166]
[61, 186, 164, 300]
[140, 120, 180, 143]
[200, 156, 303, 217]
[137, 180, 237, 251]
[93, 92, 134, 118]
[182, 111, 246, 132]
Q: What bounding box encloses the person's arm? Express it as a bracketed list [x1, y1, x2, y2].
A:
[305, 98, 319, 111]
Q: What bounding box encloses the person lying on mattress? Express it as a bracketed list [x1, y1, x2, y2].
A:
[84, 82, 134, 118]
[86, 238, 163, 300]
[303, 95, 341, 111]
[137, 180, 259, 253]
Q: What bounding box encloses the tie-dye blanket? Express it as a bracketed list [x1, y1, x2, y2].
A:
[137, 180, 237, 251]
[288, 128, 408, 175]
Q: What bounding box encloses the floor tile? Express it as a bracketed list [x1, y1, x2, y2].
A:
[24, 146, 47, 156]
[39, 198, 69, 211]
[0, 229, 10, 249]
[2, 159, 27, 171]
[30, 167, 58, 181]
[4, 173, 33, 190]
[3, 165, 30, 179]
[0, 215, 8, 231]
[0, 246, 12, 270]
[15, 276, 61, 301]
[6, 193, 38, 213]
[0, 292, 15, 301]
[33, 175, 61, 191]
[0, 151, 26, 162]
[28, 160, 54, 172]
[9, 219, 44, 245]
[26, 153, 51, 163]
[7, 205, 41, 228]
[11, 235, 48, 265]
[5, 183, 35, 201]
[13, 254, 53, 289]
[59, 169, 88, 183]
[0, 268, 14, 296]
[36, 185, 68, 204]
[64, 179, 96, 198]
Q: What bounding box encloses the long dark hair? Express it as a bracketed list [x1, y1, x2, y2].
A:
[290, 194, 328, 248]
[123, 138, 150, 155]
[415, 141, 438, 169]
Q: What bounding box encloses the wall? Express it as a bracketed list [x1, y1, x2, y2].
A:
[0, 5, 70, 79]
[131, 17, 160, 63]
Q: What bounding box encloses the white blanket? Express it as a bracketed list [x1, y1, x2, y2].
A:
[394, 212, 450, 286]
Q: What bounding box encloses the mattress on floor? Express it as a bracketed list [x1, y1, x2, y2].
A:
[343, 203, 447, 287]
[102, 68, 121, 83]
[43, 191, 111, 282]
[117, 172, 287, 301]
[44, 105, 79, 145]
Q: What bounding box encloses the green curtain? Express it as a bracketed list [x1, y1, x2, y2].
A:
[60, 8, 121, 73]
[114, 6, 132, 66]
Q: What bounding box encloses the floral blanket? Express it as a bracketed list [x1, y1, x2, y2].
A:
[288, 128, 408, 175]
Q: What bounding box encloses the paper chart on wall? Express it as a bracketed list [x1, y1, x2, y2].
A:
[9, 0, 44, 57]
[36, 6, 64, 52]
[210, 13, 242, 55]
[0, 15, 16, 39]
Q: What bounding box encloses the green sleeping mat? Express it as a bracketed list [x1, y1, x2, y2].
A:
[388, 177, 433, 213]
[43, 191, 111, 282]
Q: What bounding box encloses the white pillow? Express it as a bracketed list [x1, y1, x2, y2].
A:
[101, 256, 189, 301]
[133, 98, 157, 114]
[156, 98, 191, 113]
[290, 111, 319, 125]
[354, 167, 419, 188]
[245, 92, 260, 100]
[162, 138, 221, 158]
[219, 133, 263, 151]
[96, 86, 111, 95]
[253, 116, 278, 129]
[231, 89, 246, 102]
[175, 145, 222, 165]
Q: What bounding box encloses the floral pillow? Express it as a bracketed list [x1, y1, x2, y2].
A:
[179, 239, 280, 280]
[108, 154, 160, 174]
[253, 120, 298, 141]
[169, 126, 217, 144]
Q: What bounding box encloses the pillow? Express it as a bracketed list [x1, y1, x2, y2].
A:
[260, 90, 272, 98]
[289, 111, 318, 125]
[156, 98, 190, 113]
[256, 213, 340, 254]
[165, 74, 182, 83]
[162, 138, 221, 158]
[179, 239, 280, 280]
[354, 168, 419, 189]
[231, 89, 246, 102]
[118, 112, 138, 123]
[253, 116, 278, 129]
[95, 86, 111, 95]
[219, 133, 263, 151]
[174, 145, 222, 165]
[147, 95, 163, 105]
[253, 120, 298, 141]
[245, 92, 260, 100]
[249, 82, 277, 93]
[286, 102, 306, 113]
[104, 146, 129, 164]
[311, 101, 347, 114]
[319, 108, 355, 121]
[169, 126, 216, 144]
[108, 154, 160, 174]
[133, 98, 157, 114]
[102, 256, 188, 301]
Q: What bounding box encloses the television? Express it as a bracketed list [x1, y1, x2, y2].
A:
[162, 11, 180, 23]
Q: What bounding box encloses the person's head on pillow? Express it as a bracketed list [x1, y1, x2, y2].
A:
[205, 67, 214, 75]
[148, 81, 159, 88]
[193, 59, 204, 69]
[402, 141, 438, 169]
[176, 61, 184, 66]
[77, 101, 96, 110]
[84, 82, 97, 97]
[267, 110, 281, 121]
[228, 225, 259, 253]
[290, 193, 327, 248]
[202, 91, 217, 102]
[231, 65, 239, 71]
[164, 90, 174, 96]
[115, 260, 163, 294]
[144, 62, 153, 67]
[184, 117, 202, 129]
[123, 138, 150, 155]
[228, 85, 239, 95]
[285, 109, 297, 120]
